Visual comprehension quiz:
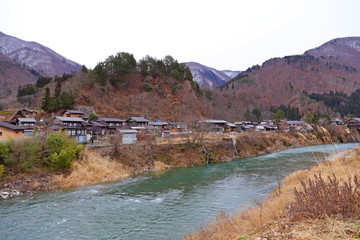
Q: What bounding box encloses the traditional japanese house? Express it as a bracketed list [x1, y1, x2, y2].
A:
[15, 118, 37, 136]
[127, 117, 149, 127]
[0, 121, 25, 140]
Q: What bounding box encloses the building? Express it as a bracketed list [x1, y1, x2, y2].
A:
[346, 118, 360, 129]
[127, 117, 149, 127]
[62, 110, 85, 119]
[97, 117, 126, 127]
[52, 117, 86, 136]
[168, 122, 188, 133]
[198, 119, 228, 133]
[0, 109, 37, 122]
[15, 118, 37, 136]
[0, 121, 25, 140]
[119, 129, 138, 144]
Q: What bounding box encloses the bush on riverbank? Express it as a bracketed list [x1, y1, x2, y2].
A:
[0, 131, 84, 175]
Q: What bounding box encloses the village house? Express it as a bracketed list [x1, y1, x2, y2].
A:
[168, 122, 188, 133]
[148, 121, 168, 130]
[346, 118, 360, 129]
[15, 118, 37, 136]
[0, 121, 25, 140]
[225, 122, 237, 132]
[97, 117, 126, 127]
[52, 117, 88, 142]
[287, 120, 304, 130]
[0, 109, 37, 122]
[127, 117, 149, 127]
[198, 119, 228, 133]
[62, 110, 85, 119]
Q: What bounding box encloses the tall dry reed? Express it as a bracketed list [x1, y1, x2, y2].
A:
[52, 149, 130, 188]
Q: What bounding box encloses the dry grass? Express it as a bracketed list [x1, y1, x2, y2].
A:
[52, 149, 130, 188]
[184, 147, 360, 240]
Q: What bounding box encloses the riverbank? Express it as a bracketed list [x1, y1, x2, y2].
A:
[0, 129, 343, 197]
[184, 146, 360, 240]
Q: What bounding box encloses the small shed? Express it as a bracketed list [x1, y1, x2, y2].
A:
[120, 129, 138, 144]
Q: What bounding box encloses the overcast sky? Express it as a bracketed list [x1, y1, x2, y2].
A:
[1, 0, 360, 71]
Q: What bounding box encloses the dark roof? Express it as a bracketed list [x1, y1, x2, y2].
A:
[0, 121, 25, 131]
[98, 117, 125, 122]
[63, 110, 84, 115]
[55, 117, 84, 122]
[128, 117, 149, 122]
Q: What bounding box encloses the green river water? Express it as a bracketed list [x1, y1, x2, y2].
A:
[1, 143, 358, 240]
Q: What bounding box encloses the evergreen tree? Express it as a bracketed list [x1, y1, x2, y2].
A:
[60, 92, 75, 109]
[53, 79, 62, 111]
[41, 87, 52, 112]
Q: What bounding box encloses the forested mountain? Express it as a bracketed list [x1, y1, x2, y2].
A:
[211, 37, 360, 121]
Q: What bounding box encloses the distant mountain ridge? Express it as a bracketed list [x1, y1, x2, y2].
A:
[184, 62, 241, 89]
[212, 36, 360, 121]
[0, 31, 81, 77]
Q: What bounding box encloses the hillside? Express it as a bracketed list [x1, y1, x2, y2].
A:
[0, 32, 81, 77]
[32, 54, 211, 122]
[213, 37, 360, 121]
[184, 62, 239, 89]
[0, 53, 38, 99]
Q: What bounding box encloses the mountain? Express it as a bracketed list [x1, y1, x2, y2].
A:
[0, 52, 38, 99]
[305, 37, 360, 69]
[184, 62, 239, 89]
[0, 31, 81, 77]
[212, 37, 360, 121]
[221, 70, 242, 78]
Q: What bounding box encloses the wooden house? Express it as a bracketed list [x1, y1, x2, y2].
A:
[0, 121, 25, 140]
[198, 119, 227, 133]
[168, 122, 188, 133]
[346, 118, 360, 129]
[97, 117, 126, 127]
[62, 110, 85, 119]
[52, 117, 86, 137]
[225, 122, 237, 132]
[15, 118, 37, 136]
[127, 117, 149, 127]
[0, 109, 37, 122]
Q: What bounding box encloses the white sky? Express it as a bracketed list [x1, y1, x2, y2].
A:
[1, 0, 359, 71]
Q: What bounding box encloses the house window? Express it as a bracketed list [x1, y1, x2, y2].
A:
[0, 132, 2, 136]
[15, 131, 18, 134]
[66, 114, 71, 117]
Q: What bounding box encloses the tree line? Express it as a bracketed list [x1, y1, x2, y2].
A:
[307, 90, 360, 117]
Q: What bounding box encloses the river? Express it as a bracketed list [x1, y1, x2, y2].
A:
[0, 143, 358, 240]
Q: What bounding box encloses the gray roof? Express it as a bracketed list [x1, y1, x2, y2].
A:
[98, 117, 125, 122]
[55, 117, 84, 122]
[119, 129, 138, 134]
[199, 119, 228, 124]
[226, 123, 236, 127]
[351, 118, 360, 122]
[17, 118, 36, 123]
[128, 117, 149, 122]
[0, 121, 25, 131]
[287, 121, 304, 124]
[148, 121, 168, 126]
[63, 110, 84, 114]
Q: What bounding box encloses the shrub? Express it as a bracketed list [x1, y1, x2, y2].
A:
[286, 174, 360, 221]
[46, 131, 84, 171]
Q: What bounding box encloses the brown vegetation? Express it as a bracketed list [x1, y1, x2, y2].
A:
[184, 147, 360, 240]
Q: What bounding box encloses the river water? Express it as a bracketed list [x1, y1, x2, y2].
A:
[1, 143, 358, 240]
